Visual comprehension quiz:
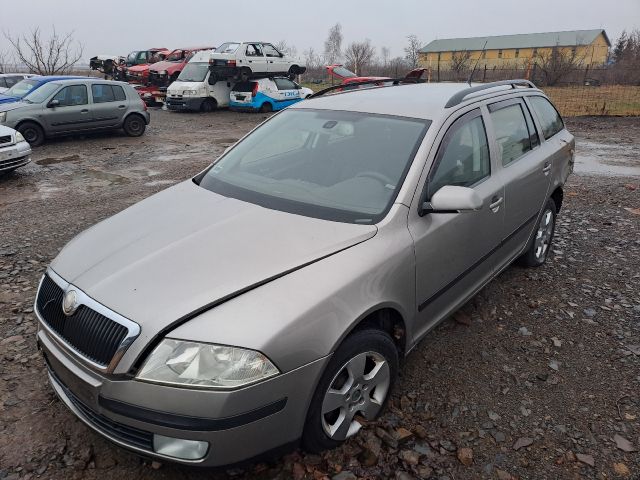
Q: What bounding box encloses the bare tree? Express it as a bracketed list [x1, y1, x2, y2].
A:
[450, 50, 472, 79]
[535, 44, 586, 86]
[0, 50, 10, 72]
[275, 40, 297, 58]
[404, 35, 422, 68]
[344, 39, 375, 75]
[324, 23, 343, 65]
[381, 46, 391, 68]
[4, 27, 83, 75]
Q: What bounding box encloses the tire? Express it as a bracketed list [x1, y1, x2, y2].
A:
[302, 329, 398, 453]
[200, 98, 217, 113]
[259, 102, 273, 113]
[18, 121, 45, 147]
[123, 114, 146, 137]
[239, 67, 252, 82]
[517, 198, 557, 267]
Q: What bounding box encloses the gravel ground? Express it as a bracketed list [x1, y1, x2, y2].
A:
[0, 111, 639, 480]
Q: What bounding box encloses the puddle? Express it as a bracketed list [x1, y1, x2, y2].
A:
[574, 140, 640, 177]
[78, 169, 130, 188]
[36, 155, 81, 166]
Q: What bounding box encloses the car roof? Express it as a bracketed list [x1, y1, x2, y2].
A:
[295, 82, 542, 119]
[33, 76, 89, 84]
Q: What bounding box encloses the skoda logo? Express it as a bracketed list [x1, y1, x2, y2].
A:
[62, 289, 79, 316]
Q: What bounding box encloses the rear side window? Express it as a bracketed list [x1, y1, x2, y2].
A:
[489, 103, 532, 166]
[529, 96, 564, 139]
[428, 110, 490, 198]
[92, 84, 126, 103]
[233, 81, 256, 92]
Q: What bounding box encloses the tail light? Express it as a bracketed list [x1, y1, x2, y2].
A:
[251, 82, 258, 97]
[228, 60, 236, 67]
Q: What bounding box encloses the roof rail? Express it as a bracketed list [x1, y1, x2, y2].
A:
[444, 79, 536, 108]
[307, 77, 425, 100]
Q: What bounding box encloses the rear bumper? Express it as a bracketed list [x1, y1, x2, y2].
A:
[166, 96, 205, 111]
[38, 327, 328, 466]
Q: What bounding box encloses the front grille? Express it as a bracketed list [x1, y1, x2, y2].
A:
[49, 366, 153, 450]
[0, 135, 13, 145]
[36, 274, 129, 367]
[0, 156, 29, 170]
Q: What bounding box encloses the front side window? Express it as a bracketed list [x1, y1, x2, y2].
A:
[52, 85, 88, 106]
[529, 96, 564, 139]
[245, 44, 263, 57]
[428, 111, 490, 198]
[262, 44, 282, 58]
[274, 78, 296, 90]
[490, 103, 532, 166]
[197, 109, 430, 223]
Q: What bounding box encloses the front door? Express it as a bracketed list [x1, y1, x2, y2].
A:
[43, 84, 92, 134]
[486, 97, 552, 264]
[242, 43, 268, 74]
[408, 107, 505, 341]
[272, 78, 301, 107]
[262, 43, 286, 74]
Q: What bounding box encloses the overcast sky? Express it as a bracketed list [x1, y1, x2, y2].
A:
[1, 0, 638, 62]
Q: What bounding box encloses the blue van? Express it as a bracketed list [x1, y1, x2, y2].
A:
[229, 77, 313, 113]
[0, 76, 87, 105]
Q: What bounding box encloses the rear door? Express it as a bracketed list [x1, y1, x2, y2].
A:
[90, 84, 128, 128]
[43, 84, 92, 133]
[486, 97, 551, 264]
[409, 107, 505, 340]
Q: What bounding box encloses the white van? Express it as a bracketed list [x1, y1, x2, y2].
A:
[165, 50, 232, 112]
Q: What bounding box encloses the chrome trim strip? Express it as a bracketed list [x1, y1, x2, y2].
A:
[34, 267, 141, 374]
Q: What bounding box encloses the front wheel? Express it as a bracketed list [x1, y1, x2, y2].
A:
[123, 114, 146, 137]
[18, 121, 45, 147]
[200, 98, 217, 113]
[302, 329, 398, 453]
[518, 198, 557, 267]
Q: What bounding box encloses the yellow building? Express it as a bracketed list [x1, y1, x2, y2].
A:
[419, 29, 611, 70]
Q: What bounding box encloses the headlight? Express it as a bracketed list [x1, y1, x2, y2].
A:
[15, 131, 26, 143]
[136, 339, 279, 389]
[0, 112, 6, 123]
[183, 90, 198, 96]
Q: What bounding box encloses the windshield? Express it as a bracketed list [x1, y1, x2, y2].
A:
[166, 50, 187, 62]
[22, 82, 59, 103]
[332, 66, 357, 78]
[177, 63, 209, 82]
[4, 79, 39, 98]
[197, 109, 430, 224]
[215, 42, 240, 54]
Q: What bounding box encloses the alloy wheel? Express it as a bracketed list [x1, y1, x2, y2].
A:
[534, 209, 554, 260]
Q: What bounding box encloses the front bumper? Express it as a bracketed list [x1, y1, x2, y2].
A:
[165, 96, 205, 111]
[38, 327, 328, 466]
[0, 141, 31, 173]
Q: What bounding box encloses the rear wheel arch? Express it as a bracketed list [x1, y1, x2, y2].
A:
[550, 186, 563, 212]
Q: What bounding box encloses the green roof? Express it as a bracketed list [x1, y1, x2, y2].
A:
[419, 29, 610, 53]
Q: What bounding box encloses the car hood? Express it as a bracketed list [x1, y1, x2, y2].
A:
[149, 60, 184, 73]
[0, 101, 26, 112]
[50, 180, 377, 336]
[0, 94, 20, 105]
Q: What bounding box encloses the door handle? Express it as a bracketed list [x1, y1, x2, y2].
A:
[80, 109, 89, 114]
[489, 196, 503, 212]
[543, 162, 551, 175]
[118, 105, 126, 109]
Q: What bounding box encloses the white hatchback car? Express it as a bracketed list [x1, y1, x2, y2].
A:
[0, 124, 32, 174]
[230, 77, 313, 113]
[210, 42, 306, 81]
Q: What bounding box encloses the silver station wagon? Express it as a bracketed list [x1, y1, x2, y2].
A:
[35, 79, 574, 466]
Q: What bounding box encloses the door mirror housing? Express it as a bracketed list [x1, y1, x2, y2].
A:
[47, 99, 60, 108]
[422, 185, 483, 215]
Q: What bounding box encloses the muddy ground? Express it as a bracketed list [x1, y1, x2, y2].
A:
[0, 111, 639, 480]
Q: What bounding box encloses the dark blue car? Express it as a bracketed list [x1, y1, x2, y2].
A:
[0, 76, 87, 105]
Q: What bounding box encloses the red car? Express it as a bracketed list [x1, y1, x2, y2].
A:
[147, 47, 214, 87]
[125, 48, 171, 82]
[325, 64, 426, 87]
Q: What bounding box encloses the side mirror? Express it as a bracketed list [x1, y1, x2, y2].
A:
[47, 99, 60, 108]
[421, 185, 483, 214]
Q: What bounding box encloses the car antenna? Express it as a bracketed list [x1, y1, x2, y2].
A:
[467, 40, 488, 86]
